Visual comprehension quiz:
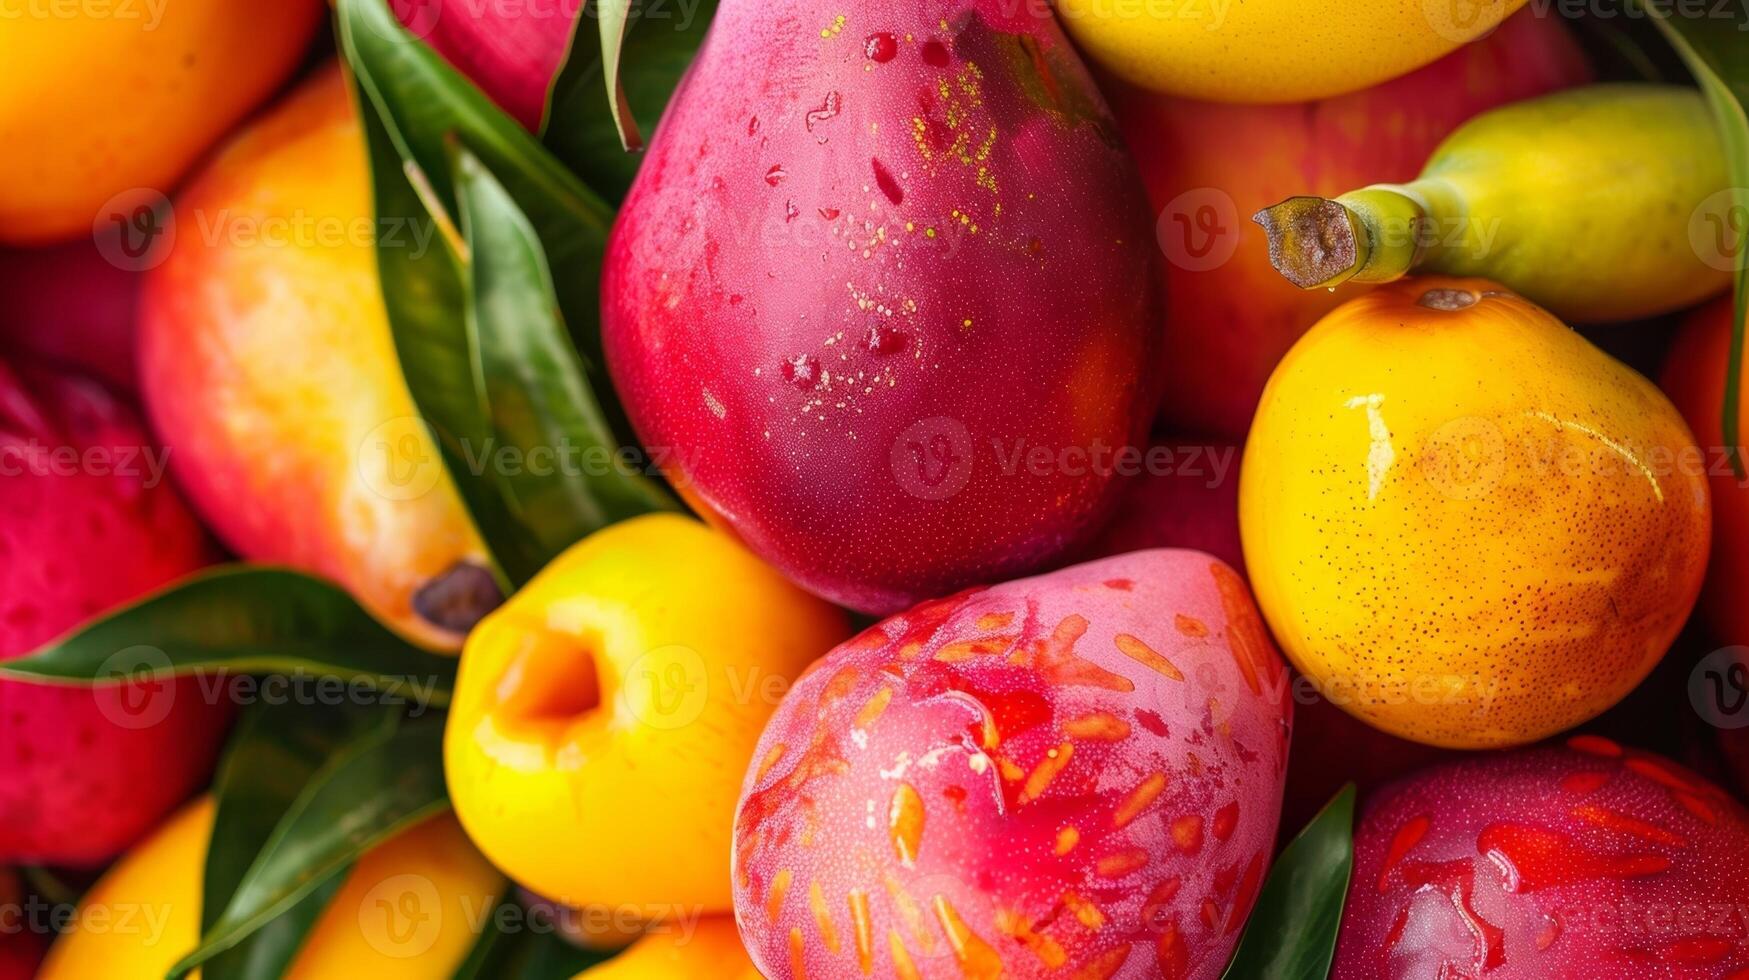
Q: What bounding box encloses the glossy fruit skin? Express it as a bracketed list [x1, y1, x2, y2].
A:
[577, 918, 762, 979]
[139, 66, 490, 652]
[1241, 278, 1709, 750]
[38, 797, 504, 979]
[0, 0, 323, 243]
[445, 514, 848, 912]
[732, 550, 1292, 979]
[1334, 740, 1749, 979]
[1109, 9, 1590, 438]
[0, 357, 231, 866]
[1076, 440, 1244, 575]
[1662, 297, 1749, 647]
[396, 0, 578, 129]
[0, 237, 141, 391]
[603, 0, 1160, 615]
[1054, 0, 1529, 103]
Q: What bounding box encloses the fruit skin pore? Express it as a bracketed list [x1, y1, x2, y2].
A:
[138, 65, 492, 652]
[37, 798, 505, 980]
[0, 357, 232, 867]
[1053, 0, 1530, 104]
[732, 550, 1292, 979]
[1334, 741, 1749, 979]
[444, 514, 849, 913]
[0, 0, 325, 244]
[602, 0, 1161, 615]
[1109, 8, 1591, 439]
[1241, 278, 1710, 750]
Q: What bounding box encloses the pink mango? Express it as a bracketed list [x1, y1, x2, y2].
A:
[1335, 739, 1749, 979]
[603, 0, 1160, 614]
[1078, 440, 1243, 575]
[733, 550, 1292, 978]
[0, 357, 230, 865]
[0, 238, 139, 392]
[395, 0, 580, 129]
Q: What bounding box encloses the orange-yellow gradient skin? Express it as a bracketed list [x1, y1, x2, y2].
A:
[38, 798, 504, 980]
[574, 918, 760, 979]
[0, 0, 324, 243]
[444, 514, 849, 912]
[1241, 278, 1710, 750]
[1055, 0, 1529, 103]
[139, 66, 488, 651]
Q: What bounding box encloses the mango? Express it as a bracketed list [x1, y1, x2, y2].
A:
[395, 0, 579, 129]
[1110, 8, 1590, 437]
[0, 0, 324, 243]
[444, 514, 848, 912]
[574, 918, 760, 979]
[1055, 0, 1529, 103]
[732, 550, 1292, 978]
[37, 797, 503, 979]
[0, 356, 230, 866]
[138, 66, 493, 651]
[1242, 279, 1710, 749]
[0, 237, 141, 391]
[1334, 739, 1749, 978]
[1076, 439, 1244, 575]
[602, 0, 1160, 614]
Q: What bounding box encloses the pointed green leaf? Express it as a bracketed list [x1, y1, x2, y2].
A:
[168, 717, 451, 978]
[1222, 785, 1356, 980]
[542, 0, 716, 199]
[0, 566, 455, 704]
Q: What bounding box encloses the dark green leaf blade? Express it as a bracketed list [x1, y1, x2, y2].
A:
[0, 565, 455, 703]
[1639, 2, 1749, 476]
[542, 0, 716, 199]
[202, 703, 390, 980]
[1222, 785, 1357, 980]
[169, 717, 451, 978]
[453, 145, 675, 570]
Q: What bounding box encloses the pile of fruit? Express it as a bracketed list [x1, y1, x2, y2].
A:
[2, 1, 1748, 978]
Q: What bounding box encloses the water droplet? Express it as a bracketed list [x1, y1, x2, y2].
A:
[922, 40, 950, 67]
[781, 354, 820, 390]
[871, 159, 904, 206]
[865, 323, 909, 354]
[865, 32, 898, 62]
[748, 115, 761, 136]
[765, 165, 788, 187]
[805, 91, 842, 132]
[818, 207, 841, 221]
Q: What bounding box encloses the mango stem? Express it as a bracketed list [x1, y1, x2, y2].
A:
[1253, 186, 1432, 289]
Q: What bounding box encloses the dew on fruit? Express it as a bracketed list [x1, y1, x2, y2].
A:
[766, 164, 788, 186]
[1477, 822, 1671, 893]
[782, 354, 821, 390]
[864, 323, 909, 355]
[865, 32, 898, 62]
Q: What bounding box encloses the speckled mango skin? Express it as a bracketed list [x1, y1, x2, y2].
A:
[445, 514, 848, 913]
[731, 550, 1292, 979]
[1334, 739, 1749, 979]
[1241, 278, 1710, 750]
[1054, 0, 1529, 104]
[602, 0, 1160, 616]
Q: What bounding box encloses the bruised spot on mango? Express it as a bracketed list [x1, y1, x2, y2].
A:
[1171, 815, 1204, 855]
[889, 783, 925, 866]
[1064, 712, 1131, 741]
[1174, 614, 1208, 637]
[1010, 615, 1135, 691]
[1571, 804, 1686, 847]
[935, 634, 1017, 661]
[1055, 825, 1080, 855]
[1020, 742, 1074, 803]
[1115, 633, 1184, 682]
[1095, 848, 1149, 878]
[975, 611, 1015, 630]
[1113, 773, 1168, 828]
[933, 896, 1004, 979]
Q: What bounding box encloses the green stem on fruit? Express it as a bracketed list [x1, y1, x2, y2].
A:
[1253, 182, 1457, 290]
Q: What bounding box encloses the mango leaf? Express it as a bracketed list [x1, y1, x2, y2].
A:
[1222, 785, 1356, 980]
[0, 566, 455, 703]
[452, 144, 675, 577]
[1639, 1, 1749, 474]
[336, 0, 619, 398]
[168, 716, 451, 978]
[201, 703, 393, 980]
[542, 0, 714, 199]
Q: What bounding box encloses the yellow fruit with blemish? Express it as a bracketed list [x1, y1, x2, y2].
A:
[38, 797, 503, 979]
[443, 514, 849, 912]
[1241, 278, 1709, 750]
[573, 918, 760, 979]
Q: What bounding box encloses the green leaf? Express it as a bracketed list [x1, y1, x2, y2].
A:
[0, 566, 455, 705]
[1222, 785, 1357, 980]
[169, 717, 451, 978]
[202, 703, 391, 980]
[1640, 1, 1749, 476]
[337, 0, 619, 396]
[542, 0, 715, 200]
[452, 145, 675, 578]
